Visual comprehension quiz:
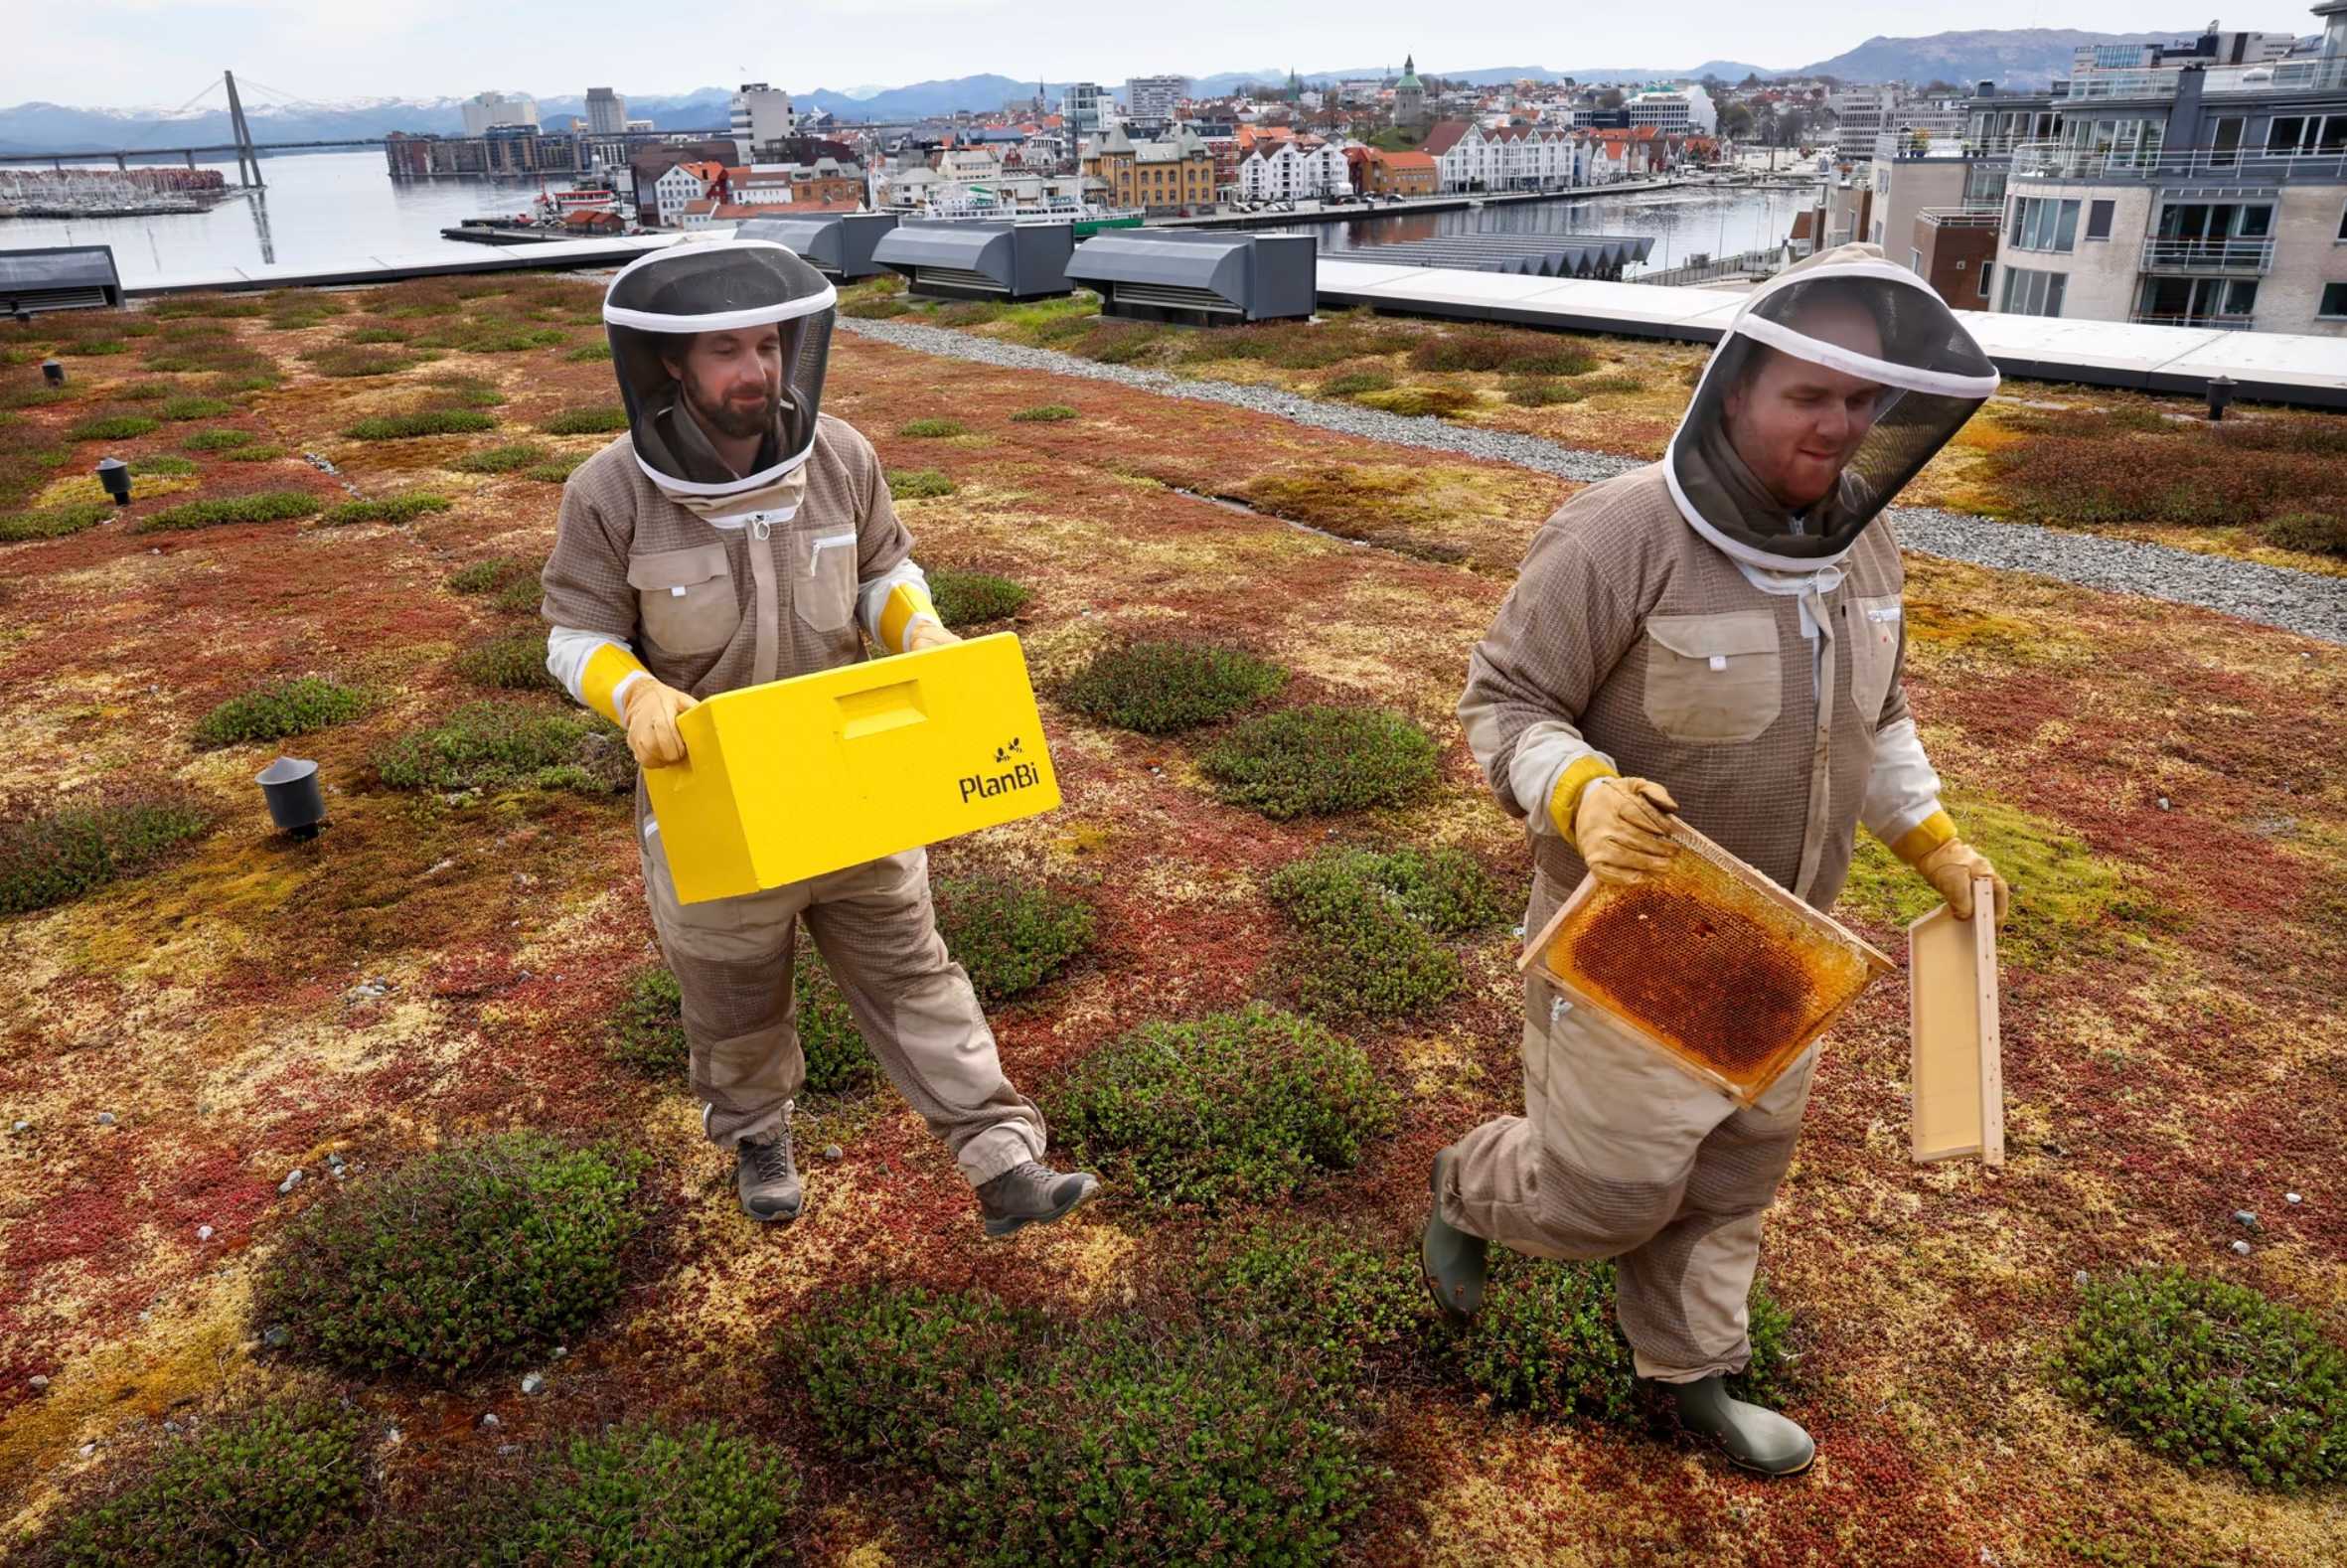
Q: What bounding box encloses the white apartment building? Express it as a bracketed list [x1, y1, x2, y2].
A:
[1627, 83, 1718, 133]
[461, 91, 539, 136]
[584, 87, 627, 136]
[730, 83, 797, 160]
[1828, 86, 1899, 161]
[1237, 141, 1351, 201]
[653, 160, 723, 226]
[1425, 121, 1586, 192]
[1127, 75, 1186, 124]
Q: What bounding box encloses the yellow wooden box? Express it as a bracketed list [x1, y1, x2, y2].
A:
[643, 632, 1061, 904]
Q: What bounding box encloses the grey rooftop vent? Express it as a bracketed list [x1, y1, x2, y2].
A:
[1354, 235, 1653, 279]
[732, 213, 900, 280]
[0, 245, 123, 316]
[1067, 230, 1317, 324]
[872, 221, 1074, 301]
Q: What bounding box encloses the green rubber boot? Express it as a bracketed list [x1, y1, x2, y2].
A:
[1666, 1374, 1814, 1477]
[1421, 1149, 1488, 1323]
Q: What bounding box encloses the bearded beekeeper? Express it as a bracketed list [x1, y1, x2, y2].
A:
[1422, 243, 2011, 1476]
[538, 239, 1099, 1236]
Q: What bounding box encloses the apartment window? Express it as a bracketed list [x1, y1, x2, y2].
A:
[1911, 248, 1924, 274]
[2010, 197, 2081, 252]
[2085, 200, 2114, 240]
[2000, 265, 2066, 318]
[2321, 282, 2347, 319]
[1978, 261, 1993, 299]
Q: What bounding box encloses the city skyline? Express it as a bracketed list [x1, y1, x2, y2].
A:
[1, 3, 2296, 108]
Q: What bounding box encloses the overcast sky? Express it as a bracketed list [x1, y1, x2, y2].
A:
[0, 3, 2296, 108]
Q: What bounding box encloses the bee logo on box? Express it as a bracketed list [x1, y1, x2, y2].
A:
[961, 738, 1041, 804]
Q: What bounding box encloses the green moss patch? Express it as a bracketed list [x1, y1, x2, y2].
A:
[524, 454, 586, 483]
[935, 873, 1094, 1005]
[928, 566, 1029, 627]
[1408, 329, 1595, 377]
[1056, 640, 1287, 736]
[563, 340, 614, 362]
[181, 427, 256, 451]
[0, 794, 211, 916]
[2059, 1268, 2345, 1490]
[1193, 1217, 1426, 1380]
[193, 677, 371, 748]
[1047, 1003, 1395, 1208]
[489, 1421, 802, 1565]
[133, 489, 320, 533]
[453, 632, 554, 691]
[897, 417, 967, 438]
[841, 297, 913, 320]
[447, 443, 550, 474]
[1266, 845, 1504, 1021]
[317, 492, 453, 527]
[887, 468, 953, 500]
[1839, 793, 2155, 967]
[539, 405, 627, 436]
[375, 701, 630, 795]
[158, 394, 235, 420]
[0, 502, 112, 543]
[447, 554, 540, 595]
[1456, 1253, 1797, 1422]
[1353, 386, 1479, 418]
[66, 413, 161, 442]
[1321, 369, 1397, 398]
[342, 408, 498, 441]
[2258, 511, 2347, 556]
[1504, 377, 1584, 407]
[254, 1132, 649, 1383]
[1198, 706, 1439, 819]
[219, 444, 291, 463]
[1009, 403, 1077, 423]
[132, 454, 198, 476]
[301, 344, 418, 379]
[45, 1399, 369, 1566]
[794, 1283, 1372, 1565]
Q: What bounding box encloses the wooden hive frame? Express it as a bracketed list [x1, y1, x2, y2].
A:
[1518, 819, 1895, 1106]
[1907, 877, 2005, 1166]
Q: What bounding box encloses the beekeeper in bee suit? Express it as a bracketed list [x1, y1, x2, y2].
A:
[539, 239, 1098, 1236]
[1423, 243, 2011, 1476]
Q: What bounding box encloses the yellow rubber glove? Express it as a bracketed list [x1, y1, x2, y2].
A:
[905, 619, 960, 653]
[1914, 837, 2010, 926]
[1571, 776, 1680, 885]
[619, 677, 698, 769]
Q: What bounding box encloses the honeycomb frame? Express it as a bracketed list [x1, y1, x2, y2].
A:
[1519, 819, 1895, 1105]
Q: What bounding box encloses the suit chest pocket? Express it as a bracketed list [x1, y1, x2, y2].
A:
[628, 544, 739, 656]
[793, 527, 858, 633]
[1845, 595, 1902, 723]
[1641, 611, 1783, 744]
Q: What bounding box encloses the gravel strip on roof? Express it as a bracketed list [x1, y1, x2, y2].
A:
[841, 313, 2345, 647]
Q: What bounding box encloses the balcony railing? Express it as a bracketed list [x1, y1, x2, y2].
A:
[2139, 235, 2276, 272]
[2129, 310, 2257, 330]
[2202, 57, 2347, 94]
[2061, 71, 2181, 102]
[2009, 139, 2347, 181]
[1919, 206, 2002, 227]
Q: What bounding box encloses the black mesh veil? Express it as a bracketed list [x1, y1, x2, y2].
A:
[602, 239, 837, 501]
[1664, 244, 1999, 570]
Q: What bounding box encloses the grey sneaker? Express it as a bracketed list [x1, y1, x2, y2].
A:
[736, 1126, 802, 1224]
[1421, 1148, 1488, 1324]
[1666, 1374, 1815, 1477]
[975, 1161, 1099, 1238]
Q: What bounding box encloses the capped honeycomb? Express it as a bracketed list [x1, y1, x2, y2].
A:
[1523, 823, 1893, 1104]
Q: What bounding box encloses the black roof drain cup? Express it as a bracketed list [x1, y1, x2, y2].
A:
[255, 756, 326, 840]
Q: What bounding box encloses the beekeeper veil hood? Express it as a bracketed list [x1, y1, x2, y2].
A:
[603, 238, 836, 507]
[1665, 242, 1998, 572]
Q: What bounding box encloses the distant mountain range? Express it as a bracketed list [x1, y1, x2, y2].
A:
[0, 28, 2261, 155]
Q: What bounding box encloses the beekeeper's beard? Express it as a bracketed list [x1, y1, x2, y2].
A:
[678, 363, 781, 441]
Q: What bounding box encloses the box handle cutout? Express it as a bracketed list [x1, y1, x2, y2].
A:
[837, 679, 928, 740]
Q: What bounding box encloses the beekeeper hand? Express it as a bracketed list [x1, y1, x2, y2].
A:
[619, 677, 698, 769]
[905, 619, 960, 653]
[1571, 776, 1680, 884]
[1915, 838, 2010, 926]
